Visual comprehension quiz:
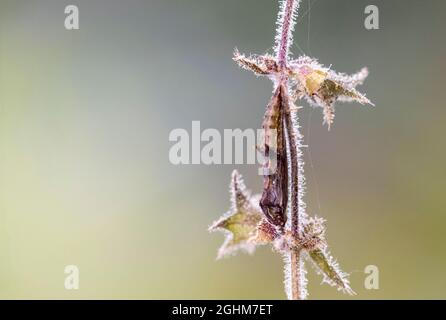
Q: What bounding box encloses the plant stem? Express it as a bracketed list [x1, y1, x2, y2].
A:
[290, 249, 304, 299]
[277, 0, 306, 300]
[277, 0, 297, 68]
[283, 88, 305, 300]
[285, 112, 301, 238]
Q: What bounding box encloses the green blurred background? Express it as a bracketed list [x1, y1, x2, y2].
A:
[0, 0, 445, 299]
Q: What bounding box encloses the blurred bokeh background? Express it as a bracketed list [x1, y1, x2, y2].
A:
[0, 0, 445, 299]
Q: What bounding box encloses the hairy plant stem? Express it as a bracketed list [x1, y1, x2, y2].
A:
[277, 0, 296, 68]
[283, 90, 305, 300]
[277, 0, 305, 300]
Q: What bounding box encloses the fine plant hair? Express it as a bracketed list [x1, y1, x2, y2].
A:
[209, 0, 373, 300]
